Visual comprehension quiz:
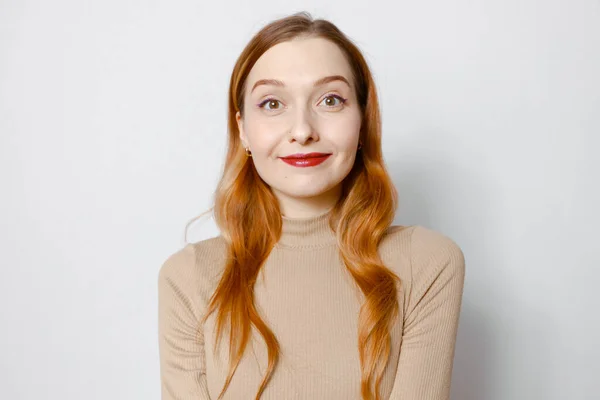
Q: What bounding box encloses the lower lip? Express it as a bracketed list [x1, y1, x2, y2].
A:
[280, 155, 331, 167]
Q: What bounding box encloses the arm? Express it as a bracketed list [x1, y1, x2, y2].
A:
[389, 227, 466, 400]
[158, 244, 211, 399]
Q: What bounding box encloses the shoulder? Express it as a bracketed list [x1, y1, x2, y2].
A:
[408, 225, 465, 274]
[381, 225, 465, 281]
[401, 226, 465, 303]
[158, 235, 228, 296]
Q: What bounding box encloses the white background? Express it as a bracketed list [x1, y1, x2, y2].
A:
[1, 1, 598, 399]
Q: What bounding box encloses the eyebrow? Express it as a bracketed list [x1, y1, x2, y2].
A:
[250, 75, 351, 93]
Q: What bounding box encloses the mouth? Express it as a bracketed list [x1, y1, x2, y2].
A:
[280, 152, 331, 159]
[279, 152, 332, 168]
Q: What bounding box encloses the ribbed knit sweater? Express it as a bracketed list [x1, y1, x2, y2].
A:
[158, 209, 465, 399]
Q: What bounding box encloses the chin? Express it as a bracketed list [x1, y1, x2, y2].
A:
[274, 182, 337, 199]
[282, 188, 327, 199]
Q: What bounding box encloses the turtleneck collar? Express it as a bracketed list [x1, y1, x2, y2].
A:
[276, 208, 338, 249]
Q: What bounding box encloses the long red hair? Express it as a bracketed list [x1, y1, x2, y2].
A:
[197, 12, 401, 400]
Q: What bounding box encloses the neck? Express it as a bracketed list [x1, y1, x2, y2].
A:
[277, 207, 337, 249]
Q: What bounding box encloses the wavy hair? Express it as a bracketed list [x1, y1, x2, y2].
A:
[194, 12, 401, 400]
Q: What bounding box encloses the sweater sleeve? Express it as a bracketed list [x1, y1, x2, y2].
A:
[158, 244, 211, 400]
[389, 226, 466, 400]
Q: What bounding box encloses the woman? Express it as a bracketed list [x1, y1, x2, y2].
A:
[158, 12, 465, 400]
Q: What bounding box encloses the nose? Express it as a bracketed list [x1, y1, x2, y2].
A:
[288, 105, 318, 145]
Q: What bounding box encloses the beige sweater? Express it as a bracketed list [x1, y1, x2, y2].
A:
[158, 209, 465, 399]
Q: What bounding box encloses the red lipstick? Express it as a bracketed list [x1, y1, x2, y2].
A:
[279, 152, 332, 168]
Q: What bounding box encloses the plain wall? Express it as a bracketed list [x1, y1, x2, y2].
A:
[1, 0, 598, 399]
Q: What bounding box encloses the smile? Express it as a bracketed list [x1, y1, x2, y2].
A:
[279, 153, 332, 168]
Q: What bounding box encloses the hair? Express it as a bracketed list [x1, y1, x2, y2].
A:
[193, 11, 401, 400]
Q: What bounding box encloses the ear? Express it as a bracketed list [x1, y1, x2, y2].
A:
[236, 111, 247, 147]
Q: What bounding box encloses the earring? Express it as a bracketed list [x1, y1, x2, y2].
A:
[245, 147, 252, 157]
[357, 140, 363, 150]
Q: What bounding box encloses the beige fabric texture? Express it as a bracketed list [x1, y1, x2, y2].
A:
[158, 210, 465, 399]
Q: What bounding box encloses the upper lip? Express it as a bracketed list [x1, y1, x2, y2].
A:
[280, 152, 332, 159]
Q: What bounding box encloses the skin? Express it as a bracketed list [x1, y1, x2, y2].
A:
[236, 37, 362, 219]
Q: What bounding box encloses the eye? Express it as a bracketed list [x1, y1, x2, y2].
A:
[319, 94, 347, 108]
[258, 98, 283, 111]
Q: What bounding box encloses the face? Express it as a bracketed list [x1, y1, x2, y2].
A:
[236, 37, 362, 215]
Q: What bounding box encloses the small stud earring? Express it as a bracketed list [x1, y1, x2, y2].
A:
[357, 141, 363, 150]
[245, 147, 252, 157]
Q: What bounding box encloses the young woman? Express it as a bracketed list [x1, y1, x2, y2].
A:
[158, 12, 465, 400]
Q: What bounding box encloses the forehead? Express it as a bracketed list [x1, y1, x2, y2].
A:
[246, 37, 353, 88]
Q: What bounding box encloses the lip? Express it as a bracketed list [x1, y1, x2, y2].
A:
[279, 152, 332, 168]
[280, 152, 332, 159]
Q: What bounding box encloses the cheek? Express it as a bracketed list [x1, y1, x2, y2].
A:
[321, 112, 362, 150]
[244, 116, 282, 154]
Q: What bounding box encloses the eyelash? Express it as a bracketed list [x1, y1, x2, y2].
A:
[257, 94, 348, 110]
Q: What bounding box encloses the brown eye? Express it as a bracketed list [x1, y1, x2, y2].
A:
[259, 98, 283, 111]
[319, 95, 345, 108]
